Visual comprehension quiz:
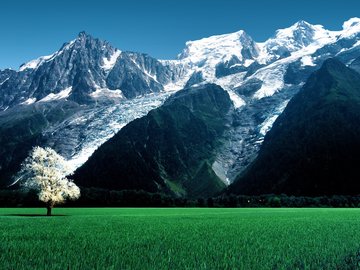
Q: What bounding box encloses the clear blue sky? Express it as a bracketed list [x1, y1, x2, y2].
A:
[1, 0, 360, 69]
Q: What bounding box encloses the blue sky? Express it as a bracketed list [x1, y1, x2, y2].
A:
[1, 0, 360, 69]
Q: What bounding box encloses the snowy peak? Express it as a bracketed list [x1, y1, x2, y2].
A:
[65, 31, 121, 71]
[19, 31, 117, 72]
[66, 31, 117, 59]
[267, 20, 332, 50]
[77, 31, 91, 39]
[178, 30, 258, 64]
[256, 20, 336, 64]
[341, 17, 360, 38]
[19, 54, 55, 71]
[72, 31, 110, 48]
[268, 18, 359, 50]
[343, 17, 360, 30]
[274, 20, 317, 46]
[8, 31, 178, 107]
[176, 30, 259, 83]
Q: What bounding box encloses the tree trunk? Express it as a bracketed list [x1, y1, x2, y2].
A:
[46, 205, 53, 216]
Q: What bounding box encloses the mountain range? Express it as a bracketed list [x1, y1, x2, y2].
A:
[1, 18, 360, 197]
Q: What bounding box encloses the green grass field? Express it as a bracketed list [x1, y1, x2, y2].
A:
[1, 208, 360, 269]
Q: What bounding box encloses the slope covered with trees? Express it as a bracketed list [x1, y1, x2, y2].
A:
[0, 101, 80, 187]
[74, 84, 233, 198]
[230, 59, 360, 196]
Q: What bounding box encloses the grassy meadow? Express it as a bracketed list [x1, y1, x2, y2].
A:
[1, 208, 360, 269]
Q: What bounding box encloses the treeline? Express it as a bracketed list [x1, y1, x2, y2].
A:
[1, 188, 360, 208]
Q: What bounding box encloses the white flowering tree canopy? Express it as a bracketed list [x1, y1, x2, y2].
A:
[18, 146, 80, 207]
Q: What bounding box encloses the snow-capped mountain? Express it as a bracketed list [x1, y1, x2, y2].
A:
[177, 30, 259, 81]
[258, 21, 335, 63]
[209, 18, 360, 183]
[166, 17, 360, 184]
[0, 32, 182, 110]
[1, 18, 360, 190]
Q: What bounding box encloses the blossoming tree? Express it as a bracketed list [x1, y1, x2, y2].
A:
[17, 146, 80, 216]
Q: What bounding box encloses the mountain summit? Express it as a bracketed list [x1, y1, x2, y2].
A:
[1, 31, 180, 109]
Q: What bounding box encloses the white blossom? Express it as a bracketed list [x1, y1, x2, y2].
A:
[17, 146, 80, 206]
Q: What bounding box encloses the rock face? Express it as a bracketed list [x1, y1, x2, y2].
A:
[73, 84, 233, 198]
[229, 59, 360, 196]
[0, 32, 179, 110]
[1, 19, 360, 194]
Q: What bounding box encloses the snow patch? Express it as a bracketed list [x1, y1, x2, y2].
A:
[301, 55, 316, 66]
[339, 40, 360, 55]
[251, 64, 286, 99]
[21, 98, 37, 105]
[343, 17, 360, 30]
[243, 59, 254, 67]
[259, 115, 278, 136]
[0, 78, 9, 85]
[227, 91, 246, 108]
[101, 50, 121, 71]
[212, 160, 230, 185]
[60, 40, 76, 52]
[163, 72, 192, 91]
[129, 57, 159, 83]
[39, 87, 72, 102]
[90, 88, 125, 99]
[215, 71, 247, 91]
[341, 18, 360, 38]
[259, 100, 290, 136]
[19, 54, 55, 71]
[163, 80, 187, 91]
